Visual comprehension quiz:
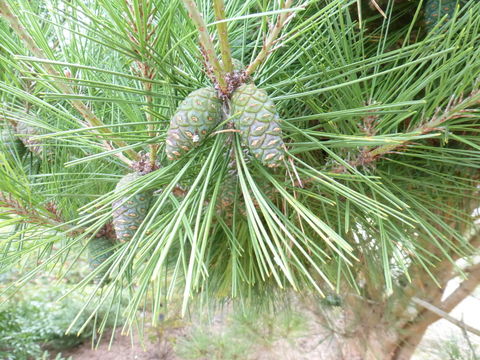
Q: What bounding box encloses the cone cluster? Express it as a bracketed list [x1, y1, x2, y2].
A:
[103, 61, 287, 273]
[165, 66, 286, 168]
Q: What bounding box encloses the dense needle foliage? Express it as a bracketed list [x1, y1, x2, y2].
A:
[0, 0, 479, 338]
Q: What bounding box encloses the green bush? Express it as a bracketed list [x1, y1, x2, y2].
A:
[0, 283, 125, 359]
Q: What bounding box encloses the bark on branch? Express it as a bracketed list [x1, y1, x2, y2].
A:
[181, 0, 227, 92]
[412, 296, 480, 337]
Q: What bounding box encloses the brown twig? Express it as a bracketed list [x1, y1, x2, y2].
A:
[181, 0, 227, 92]
[440, 263, 480, 313]
[332, 89, 480, 173]
[0, 192, 82, 236]
[246, 0, 296, 76]
[369, 0, 387, 18]
[412, 296, 480, 337]
[213, 0, 233, 73]
[0, 0, 139, 163]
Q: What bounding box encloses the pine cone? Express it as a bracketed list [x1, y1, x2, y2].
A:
[88, 236, 114, 284]
[230, 84, 285, 168]
[0, 127, 25, 156]
[112, 173, 152, 242]
[15, 121, 43, 156]
[166, 87, 222, 160]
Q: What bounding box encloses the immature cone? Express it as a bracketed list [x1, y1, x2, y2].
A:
[0, 127, 25, 156]
[112, 173, 152, 242]
[230, 84, 285, 168]
[166, 87, 222, 160]
[15, 121, 43, 156]
[88, 236, 114, 284]
[425, 0, 462, 32]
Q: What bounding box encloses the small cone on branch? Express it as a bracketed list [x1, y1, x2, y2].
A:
[166, 87, 222, 160]
[230, 84, 285, 168]
[112, 173, 152, 242]
[88, 236, 115, 284]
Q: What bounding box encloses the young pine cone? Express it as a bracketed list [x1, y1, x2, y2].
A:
[112, 173, 152, 242]
[166, 87, 222, 160]
[230, 84, 285, 168]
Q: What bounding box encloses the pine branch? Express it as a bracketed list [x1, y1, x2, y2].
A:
[412, 296, 480, 337]
[0, 192, 81, 236]
[333, 88, 480, 173]
[246, 0, 296, 76]
[394, 262, 480, 359]
[125, 0, 159, 168]
[213, 0, 233, 73]
[181, 0, 227, 92]
[0, 0, 139, 162]
[440, 263, 480, 312]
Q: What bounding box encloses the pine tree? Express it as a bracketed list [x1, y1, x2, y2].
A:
[0, 0, 479, 358]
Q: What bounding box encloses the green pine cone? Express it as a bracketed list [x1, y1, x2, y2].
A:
[166, 87, 222, 160]
[230, 84, 285, 168]
[112, 173, 152, 242]
[88, 236, 115, 284]
[425, 0, 462, 32]
[15, 121, 43, 156]
[0, 128, 25, 156]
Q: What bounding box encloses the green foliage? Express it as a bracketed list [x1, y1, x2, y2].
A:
[0, 276, 126, 359]
[0, 0, 479, 339]
[176, 329, 250, 360]
[415, 332, 480, 360]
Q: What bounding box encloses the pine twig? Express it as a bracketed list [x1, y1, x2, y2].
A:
[213, 0, 233, 73]
[0, 192, 82, 236]
[412, 296, 480, 337]
[0, 0, 139, 162]
[125, 0, 159, 169]
[332, 89, 480, 172]
[246, 0, 295, 76]
[439, 263, 480, 313]
[181, 0, 227, 92]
